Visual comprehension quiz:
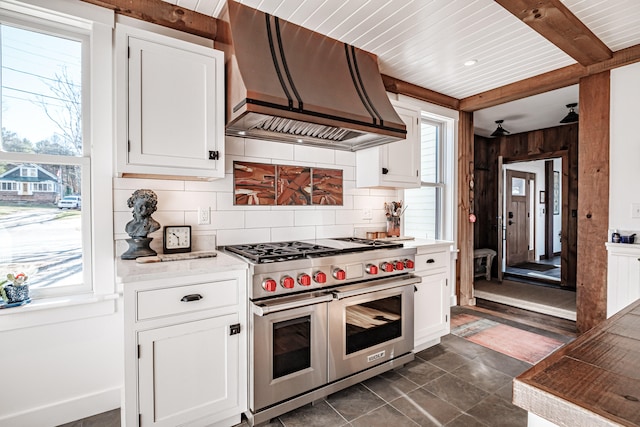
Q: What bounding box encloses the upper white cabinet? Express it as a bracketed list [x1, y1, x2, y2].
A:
[356, 101, 421, 188]
[116, 23, 225, 180]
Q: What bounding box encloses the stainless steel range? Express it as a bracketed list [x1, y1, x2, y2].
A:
[223, 238, 420, 426]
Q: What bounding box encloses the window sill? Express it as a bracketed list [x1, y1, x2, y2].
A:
[0, 292, 120, 332]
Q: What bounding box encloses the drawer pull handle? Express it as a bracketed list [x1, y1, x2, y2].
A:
[181, 294, 203, 302]
[426, 259, 435, 264]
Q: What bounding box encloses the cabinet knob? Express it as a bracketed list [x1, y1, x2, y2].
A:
[426, 259, 435, 264]
[181, 294, 203, 302]
[382, 167, 389, 175]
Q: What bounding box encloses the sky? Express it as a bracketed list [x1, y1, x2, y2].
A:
[1, 23, 82, 143]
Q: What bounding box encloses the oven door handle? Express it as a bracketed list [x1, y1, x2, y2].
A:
[332, 275, 421, 300]
[252, 293, 333, 316]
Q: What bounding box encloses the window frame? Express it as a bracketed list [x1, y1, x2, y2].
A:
[404, 110, 455, 241]
[0, 0, 115, 331]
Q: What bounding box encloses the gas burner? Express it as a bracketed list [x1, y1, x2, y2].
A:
[224, 241, 337, 263]
[332, 237, 403, 249]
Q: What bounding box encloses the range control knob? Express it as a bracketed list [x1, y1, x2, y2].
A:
[298, 274, 312, 286]
[380, 262, 394, 272]
[404, 259, 415, 269]
[314, 271, 327, 283]
[262, 278, 277, 292]
[333, 268, 346, 280]
[395, 260, 405, 271]
[281, 276, 295, 289]
[366, 264, 379, 275]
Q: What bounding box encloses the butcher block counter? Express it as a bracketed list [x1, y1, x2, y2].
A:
[513, 298, 640, 427]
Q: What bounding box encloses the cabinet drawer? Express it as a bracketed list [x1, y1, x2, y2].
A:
[415, 251, 449, 273]
[137, 279, 238, 321]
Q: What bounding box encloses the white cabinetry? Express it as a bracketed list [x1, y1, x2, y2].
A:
[412, 243, 452, 351]
[123, 269, 247, 427]
[606, 242, 640, 317]
[356, 101, 421, 188]
[116, 23, 225, 180]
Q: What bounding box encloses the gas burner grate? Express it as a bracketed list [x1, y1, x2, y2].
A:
[224, 241, 337, 263]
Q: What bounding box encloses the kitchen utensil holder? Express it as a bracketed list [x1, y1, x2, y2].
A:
[386, 216, 400, 237]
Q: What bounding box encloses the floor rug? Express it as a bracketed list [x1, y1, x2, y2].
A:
[511, 262, 556, 272]
[450, 313, 565, 364]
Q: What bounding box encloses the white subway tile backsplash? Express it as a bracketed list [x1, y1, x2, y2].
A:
[335, 210, 369, 225]
[295, 210, 335, 226]
[353, 195, 389, 210]
[209, 210, 245, 229]
[246, 210, 294, 228]
[217, 228, 270, 245]
[225, 136, 245, 156]
[245, 138, 294, 160]
[271, 226, 316, 242]
[335, 150, 356, 166]
[294, 145, 335, 164]
[316, 224, 355, 238]
[112, 147, 407, 246]
[113, 177, 185, 192]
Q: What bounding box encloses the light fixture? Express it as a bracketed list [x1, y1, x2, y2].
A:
[490, 119, 510, 137]
[559, 103, 579, 123]
[464, 59, 478, 66]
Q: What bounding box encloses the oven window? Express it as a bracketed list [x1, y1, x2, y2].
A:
[345, 295, 402, 354]
[273, 316, 311, 378]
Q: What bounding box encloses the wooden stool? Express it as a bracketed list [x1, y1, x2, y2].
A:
[474, 248, 497, 281]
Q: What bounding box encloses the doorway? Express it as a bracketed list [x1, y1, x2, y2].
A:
[501, 159, 562, 286]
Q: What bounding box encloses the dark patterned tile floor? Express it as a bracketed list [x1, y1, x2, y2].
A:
[64, 306, 573, 427]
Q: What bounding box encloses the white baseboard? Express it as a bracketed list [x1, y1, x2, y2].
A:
[0, 387, 121, 427]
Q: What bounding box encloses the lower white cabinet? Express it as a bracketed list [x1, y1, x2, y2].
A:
[606, 242, 640, 317]
[412, 243, 453, 351]
[123, 269, 247, 427]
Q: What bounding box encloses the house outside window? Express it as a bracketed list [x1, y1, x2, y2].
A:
[0, 12, 91, 298]
[404, 115, 450, 240]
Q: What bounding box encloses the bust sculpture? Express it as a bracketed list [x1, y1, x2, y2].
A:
[121, 189, 161, 259]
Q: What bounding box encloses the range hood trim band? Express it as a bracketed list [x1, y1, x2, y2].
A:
[345, 43, 382, 125]
[231, 98, 406, 134]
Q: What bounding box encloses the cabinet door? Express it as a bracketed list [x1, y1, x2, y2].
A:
[380, 104, 420, 187]
[414, 273, 449, 350]
[138, 314, 241, 427]
[127, 34, 224, 177]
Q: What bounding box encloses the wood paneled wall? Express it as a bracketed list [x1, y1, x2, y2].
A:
[473, 123, 579, 288]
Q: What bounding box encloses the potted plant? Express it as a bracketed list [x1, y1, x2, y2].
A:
[1, 273, 30, 304]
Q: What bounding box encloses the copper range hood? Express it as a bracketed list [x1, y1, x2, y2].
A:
[217, 1, 406, 151]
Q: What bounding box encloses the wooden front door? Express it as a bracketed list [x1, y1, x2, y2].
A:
[506, 170, 534, 266]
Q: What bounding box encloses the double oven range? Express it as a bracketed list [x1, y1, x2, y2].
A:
[223, 238, 420, 426]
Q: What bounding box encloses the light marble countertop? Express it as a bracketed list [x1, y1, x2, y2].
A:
[403, 238, 455, 250]
[116, 250, 248, 285]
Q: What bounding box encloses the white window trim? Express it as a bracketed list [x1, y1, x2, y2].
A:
[0, 0, 116, 331]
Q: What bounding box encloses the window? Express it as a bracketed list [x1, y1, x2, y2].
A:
[0, 14, 91, 298]
[404, 114, 452, 240]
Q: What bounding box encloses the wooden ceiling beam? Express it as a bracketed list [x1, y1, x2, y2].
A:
[80, 0, 217, 40]
[495, 0, 612, 66]
[381, 74, 459, 110]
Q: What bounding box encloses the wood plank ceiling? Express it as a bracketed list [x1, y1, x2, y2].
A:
[158, 0, 640, 97]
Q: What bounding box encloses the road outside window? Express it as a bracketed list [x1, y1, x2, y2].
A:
[0, 22, 89, 296]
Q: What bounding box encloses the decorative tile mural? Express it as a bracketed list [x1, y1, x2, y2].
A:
[234, 161, 343, 206]
[233, 162, 276, 205]
[276, 166, 311, 205]
[312, 168, 343, 205]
